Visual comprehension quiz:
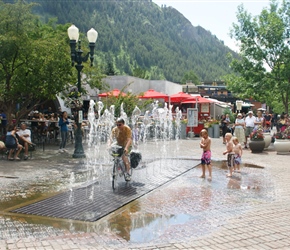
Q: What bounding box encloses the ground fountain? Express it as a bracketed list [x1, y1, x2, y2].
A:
[68, 99, 184, 190]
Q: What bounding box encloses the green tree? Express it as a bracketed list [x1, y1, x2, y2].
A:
[132, 67, 148, 79]
[105, 61, 116, 76]
[227, 0, 290, 113]
[0, 0, 74, 124]
[181, 70, 200, 85]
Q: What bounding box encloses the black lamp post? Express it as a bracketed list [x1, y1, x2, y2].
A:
[67, 24, 98, 158]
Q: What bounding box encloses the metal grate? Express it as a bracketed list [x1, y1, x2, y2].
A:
[11, 159, 199, 222]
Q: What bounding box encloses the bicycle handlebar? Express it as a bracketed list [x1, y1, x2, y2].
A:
[109, 144, 124, 157]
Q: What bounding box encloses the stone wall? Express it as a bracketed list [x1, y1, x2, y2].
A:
[102, 75, 182, 95]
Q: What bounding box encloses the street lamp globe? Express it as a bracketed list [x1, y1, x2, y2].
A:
[87, 28, 98, 43]
[67, 24, 79, 42]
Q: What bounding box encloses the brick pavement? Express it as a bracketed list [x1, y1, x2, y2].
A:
[1, 136, 290, 249]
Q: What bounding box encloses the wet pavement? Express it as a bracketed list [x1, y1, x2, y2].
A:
[11, 159, 199, 222]
[0, 137, 290, 249]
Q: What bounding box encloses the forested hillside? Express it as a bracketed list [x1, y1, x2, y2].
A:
[11, 0, 237, 83]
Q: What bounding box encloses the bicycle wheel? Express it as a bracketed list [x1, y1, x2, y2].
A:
[112, 162, 119, 190]
[123, 165, 133, 182]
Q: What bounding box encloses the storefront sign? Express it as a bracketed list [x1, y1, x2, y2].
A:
[187, 108, 198, 127]
[201, 103, 209, 113]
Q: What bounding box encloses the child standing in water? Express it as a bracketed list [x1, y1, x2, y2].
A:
[223, 132, 234, 177]
[199, 129, 212, 181]
[232, 137, 243, 173]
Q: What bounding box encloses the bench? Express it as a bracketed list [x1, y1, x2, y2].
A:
[0, 144, 36, 160]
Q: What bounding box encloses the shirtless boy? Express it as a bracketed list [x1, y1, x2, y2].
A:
[223, 132, 234, 177]
[232, 137, 243, 173]
[199, 129, 212, 181]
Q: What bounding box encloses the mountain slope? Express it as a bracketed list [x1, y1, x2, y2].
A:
[26, 0, 236, 82]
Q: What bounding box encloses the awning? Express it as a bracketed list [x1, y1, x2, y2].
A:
[98, 89, 126, 97]
[167, 92, 193, 102]
[181, 96, 214, 104]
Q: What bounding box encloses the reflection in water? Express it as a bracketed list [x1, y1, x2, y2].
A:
[107, 200, 193, 243]
[129, 213, 192, 243]
[215, 160, 264, 190]
[108, 201, 141, 241]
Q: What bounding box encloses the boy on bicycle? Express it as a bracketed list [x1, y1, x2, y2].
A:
[109, 118, 132, 181]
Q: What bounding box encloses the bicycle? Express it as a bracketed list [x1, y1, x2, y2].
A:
[110, 145, 133, 190]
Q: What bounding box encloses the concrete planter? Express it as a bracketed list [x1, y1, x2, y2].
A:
[180, 123, 187, 139]
[263, 133, 272, 149]
[213, 124, 220, 138]
[208, 126, 214, 138]
[274, 139, 290, 155]
[249, 139, 265, 153]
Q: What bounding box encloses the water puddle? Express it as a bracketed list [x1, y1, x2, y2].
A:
[101, 160, 273, 243]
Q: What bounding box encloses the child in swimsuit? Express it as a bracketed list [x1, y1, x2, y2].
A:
[232, 136, 243, 173]
[199, 129, 212, 181]
[223, 132, 234, 177]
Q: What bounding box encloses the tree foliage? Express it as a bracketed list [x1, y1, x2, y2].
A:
[0, 0, 106, 124]
[0, 0, 75, 123]
[227, 0, 290, 113]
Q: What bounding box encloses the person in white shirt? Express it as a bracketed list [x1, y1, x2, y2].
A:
[17, 123, 35, 160]
[244, 111, 256, 149]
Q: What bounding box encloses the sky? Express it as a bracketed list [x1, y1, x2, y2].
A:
[153, 0, 272, 51]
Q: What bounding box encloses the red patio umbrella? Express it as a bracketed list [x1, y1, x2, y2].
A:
[181, 96, 214, 104]
[139, 89, 168, 99]
[98, 89, 126, 97]
[167, 92, 193, 103]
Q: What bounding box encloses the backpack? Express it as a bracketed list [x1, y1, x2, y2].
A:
[130, 151, 142, 169]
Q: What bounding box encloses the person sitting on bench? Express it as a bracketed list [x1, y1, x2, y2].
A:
[5, 124, 23, 160]
[17, 123, 35, 160]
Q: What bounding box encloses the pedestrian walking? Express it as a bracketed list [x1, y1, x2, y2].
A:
[58, 111, 69, 153]
[199, 129, 212, 181]
[221, 114, 230, 144]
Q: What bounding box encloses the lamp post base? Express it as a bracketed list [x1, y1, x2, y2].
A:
[72, 125, 86, 158]
[72, 150, 86, 159]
